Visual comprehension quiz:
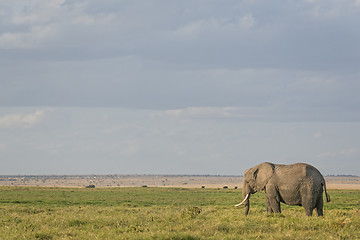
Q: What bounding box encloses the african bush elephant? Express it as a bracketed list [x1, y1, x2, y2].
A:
[235, 162, 330, 216]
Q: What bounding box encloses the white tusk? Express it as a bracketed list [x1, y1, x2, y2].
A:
[235, 194, 249, 207]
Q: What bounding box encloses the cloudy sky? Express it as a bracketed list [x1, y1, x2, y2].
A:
[1, 0, 360, 175]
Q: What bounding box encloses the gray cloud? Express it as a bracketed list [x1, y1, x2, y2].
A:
[0, 108, 359, 175]
[1, 57, 359, 121]
[1, 1, 359, 60]
[2, 0, 359, 69]
[1, 1, 359, 175]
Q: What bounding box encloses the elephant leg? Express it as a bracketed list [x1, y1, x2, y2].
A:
[270, 198, 281, 213]
[266, 196, 273, 213]
[301, 195, 314, 216]
[315, 195, 324, 216]
[300, 185, 315, 216]
[266, 185, 281, 213]
[304, 206, 314, 216]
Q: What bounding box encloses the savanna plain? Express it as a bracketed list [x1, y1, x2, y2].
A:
[0, 177, 359, 239]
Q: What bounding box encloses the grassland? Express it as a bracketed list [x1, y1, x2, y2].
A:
[0, 187, 359, 239]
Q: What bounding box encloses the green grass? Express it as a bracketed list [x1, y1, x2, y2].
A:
[0, 186, 359, 239]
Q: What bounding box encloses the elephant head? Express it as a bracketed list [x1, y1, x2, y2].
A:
[235, 162, 275, 215]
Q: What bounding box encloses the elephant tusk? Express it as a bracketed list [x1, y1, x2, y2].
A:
[235, 194, 249, 207]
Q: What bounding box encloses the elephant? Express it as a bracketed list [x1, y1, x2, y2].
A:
[235, 162, 330, 216]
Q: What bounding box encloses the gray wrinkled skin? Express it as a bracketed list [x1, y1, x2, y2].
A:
[240, 162, 330, 216]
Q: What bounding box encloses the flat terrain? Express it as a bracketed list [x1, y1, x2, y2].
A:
[0, 175, 359, 189]
[0, 187, 359, 239]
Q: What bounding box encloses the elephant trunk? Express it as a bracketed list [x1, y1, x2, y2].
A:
[243, 184, 251, 216]
[244, 200, 250, 216]
[235, 183, 251, 216]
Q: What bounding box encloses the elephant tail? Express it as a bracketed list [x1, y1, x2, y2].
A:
[323, 182, 331, 202]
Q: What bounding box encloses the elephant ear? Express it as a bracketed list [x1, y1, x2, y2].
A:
[254, 162, 274, 191]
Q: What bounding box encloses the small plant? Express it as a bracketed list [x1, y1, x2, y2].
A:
[34, 233, 53, 240]
[68, 219, 87, 227]
[188, 206, 201, 218]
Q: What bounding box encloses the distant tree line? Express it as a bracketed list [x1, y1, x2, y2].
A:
[326, 174, 358, 177]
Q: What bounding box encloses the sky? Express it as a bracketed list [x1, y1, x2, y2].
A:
[0, 0, 360, 175]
